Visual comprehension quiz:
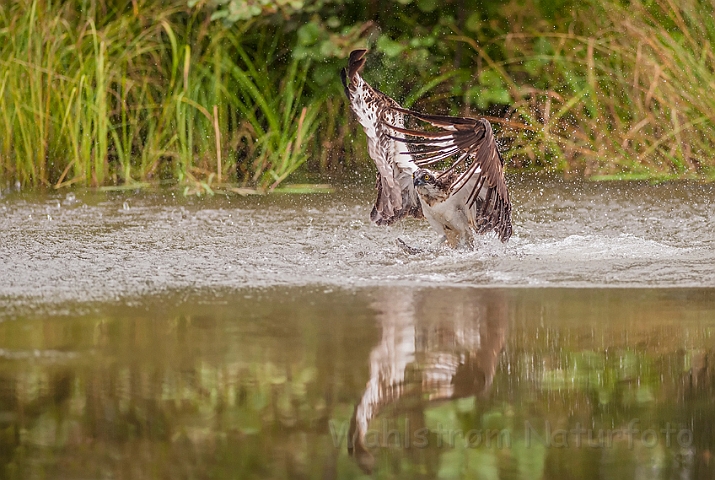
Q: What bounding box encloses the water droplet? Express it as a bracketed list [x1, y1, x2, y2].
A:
[65, 192, 77, 205]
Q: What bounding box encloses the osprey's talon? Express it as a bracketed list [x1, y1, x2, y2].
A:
[430, 235, 448, 249]
[397, 238, 423, 255]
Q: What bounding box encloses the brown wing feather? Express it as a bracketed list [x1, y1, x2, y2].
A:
[388, 109, 512, 242]
[341, 50, 512, 241]
[342, 50, 422, 225]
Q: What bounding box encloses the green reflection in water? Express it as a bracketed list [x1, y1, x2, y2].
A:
[0, 288, 714, 479]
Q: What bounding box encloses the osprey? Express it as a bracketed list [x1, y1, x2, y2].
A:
[347, 288, 508, 473]
[341, 49, 512, 248]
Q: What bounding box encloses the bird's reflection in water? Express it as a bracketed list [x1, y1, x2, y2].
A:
[348, 288, 507, 473]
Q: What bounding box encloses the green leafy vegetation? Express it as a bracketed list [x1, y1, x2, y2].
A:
[0, 0, 321, 192]
[1, 0, 714, 192]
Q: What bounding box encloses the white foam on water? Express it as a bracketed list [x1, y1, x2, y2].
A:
[1, 179, 715, 307]
[518, 233, 691, 260]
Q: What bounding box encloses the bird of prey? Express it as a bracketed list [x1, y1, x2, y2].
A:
[341, 49, 512, 248]
[347, 287, 508, 473]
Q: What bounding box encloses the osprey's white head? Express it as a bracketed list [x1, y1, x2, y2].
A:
[413, 169, 451, 206]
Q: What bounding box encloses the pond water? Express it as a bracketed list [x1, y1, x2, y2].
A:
[1, 177, 714, 479]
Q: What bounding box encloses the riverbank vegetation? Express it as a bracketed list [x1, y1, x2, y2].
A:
[1, 0, 714, 192]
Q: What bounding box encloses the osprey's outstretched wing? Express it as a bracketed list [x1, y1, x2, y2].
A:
[341, 49, 422, 225]
[347, 288, 508, 474]
[389, 109, 513, 242]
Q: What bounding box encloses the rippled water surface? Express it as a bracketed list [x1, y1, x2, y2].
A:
[1, 178, 714, 307]
[1, 178, 715, 479]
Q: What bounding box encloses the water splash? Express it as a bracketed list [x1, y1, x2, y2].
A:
[1, 178, 714, 305]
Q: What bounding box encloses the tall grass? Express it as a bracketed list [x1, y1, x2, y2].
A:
[221, 41, 320, 189]
[448, 0, 715, 178]
[0, 0, 319, 191]
[2, 0, 714, 190]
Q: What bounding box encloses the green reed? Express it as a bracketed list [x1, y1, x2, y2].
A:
[3, 0, 714, 191]
[0, 0, 319, 191]
[450, 0, 715, 178]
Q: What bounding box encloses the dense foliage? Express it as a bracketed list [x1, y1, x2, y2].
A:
[1, 0, 714, 192]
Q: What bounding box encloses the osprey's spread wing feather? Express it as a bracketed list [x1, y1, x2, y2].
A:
[341, 49, 422, 225]
[342, 49, 512, 242]
[389, 109, 513, 242]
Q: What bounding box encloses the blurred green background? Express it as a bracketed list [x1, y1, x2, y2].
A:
[2, 0, 715, 192]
